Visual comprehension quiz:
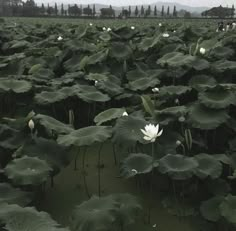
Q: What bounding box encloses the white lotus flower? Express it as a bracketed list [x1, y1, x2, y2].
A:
[141, 124, 163, 143]
[226, 25, 230, 31]
[178, 116, 185, 122]
[152, 87, 159, 93]
[102, 27, 106, 31]
[57, 36, 63, 41]
[131, 169, 138, 174]
[89, 23, 93, 26]
[131, 26, 135, 30]
[159, 23, 162, 26]
[94, 80, 98, 86]
[28, 119, 34, 130]
[152, 224, 157, 228]
[162, 33, 169, 38]
[222, 28, 225, 31]
[122, 111, 128, 116]
[173, 30, 176, 33]
[107, 27, 112, 32]
[199, 47, 206, 55]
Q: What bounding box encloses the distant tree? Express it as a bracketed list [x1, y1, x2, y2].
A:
[92, 4, 96, 16]
[22, 0, 39, 16]
[154, 5, 157, 16]
[47, 3, 54, 15]
[134, 6, 138, 17]
[100, 7, 115, 17]
[122, 8, 129, 18]
[173, 5, 177, 17]
[184, 11, 191, 18]
[54, 3, 58, 15]
[161, 5, 164, 17]
[61, 3, 64, 16]
[167, 6, 170, 16]
[68, 4, 81, 16]
[128, 5, 131, 17]
[40, 3, 45, 15]
[145, 5, 151, 16]
[141, 5, 144, 16]
[83, 4, 92, 16]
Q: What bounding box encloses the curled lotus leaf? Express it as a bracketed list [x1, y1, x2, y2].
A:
[4, 156, 52, 186]
[94, 108, 126, 125]
[57, 126, 112, 147]
[158, 154, 198, 180]
[138, 35, 160, 52]
[200, 196, 223, 222]
[77, 90, 110, 103]
[85, 73, 108, 82]
[198, 86, 236, 109]
[34, 114, 74, 135]
[128, 77, 160, 91]
[188, 103, 229, 130]
[109, 42, 132, 60]
[120, 153, 158, 178]
[0, 79, 32, 93]
[220, 195, 236, 226]
[0, 203, 69, 231]
[189, 75, 217, 92]
[70, 195, 119, 231]
[99, 32, 111, 42]
[194, 153, 223, 179]
[0, 183, 32, 206]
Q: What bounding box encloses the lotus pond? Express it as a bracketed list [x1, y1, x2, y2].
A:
[0, 18, 236, 231]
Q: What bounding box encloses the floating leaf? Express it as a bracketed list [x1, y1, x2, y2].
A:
[4, 156, 52, 186]
[189, 75, 217, 92]
[0, 79, 31, 93]
[220, 195, 236, 226]
[120, 153, 158, 178]
[109, 42, 132, 60]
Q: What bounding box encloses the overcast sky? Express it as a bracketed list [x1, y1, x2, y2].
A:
[34, 0, 235, 7]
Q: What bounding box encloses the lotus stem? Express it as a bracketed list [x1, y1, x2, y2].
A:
[97, 143, 104, 197]
[112, 144, 117, 165]
[50, 175, 54, 188]
[74, 147, 80, 171]
[82, 147, 90, 198]
[180, 143, 186, 155]
[87, 104, 91, 125]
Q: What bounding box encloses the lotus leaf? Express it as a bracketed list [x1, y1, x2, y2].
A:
[0, 79, 31, 93]
[158, 154, 198, 180]
[189, 75, 217, 92]
[212, 60, 236, 73]
[220, 195, 236, 226]
[207, 179, 231, 196]
[0, 183, 32, 206]
[94, 108, 126, 125]
[198, 87, 236, 109]
[109, 42, 132, 60]
[70, 195, 118, 231]
[57, 126, 112, 147]
[0, 203, 69, 231]
[120, 153, 158, 178]
[211, 46, 234, 60]
[99, 32, 111, 42]
[188, 103, 229, 130]
[86, 49, 108, 66]
[194, 153, 222, 179]
[126, 69, 147, 81]
[112, 115, 147, 148]
[128, 77, 160, 91]
[200, 196, 223, 222]
[85, 73, 108, 82]
[156, 106, 187, 116]
[159, 85, 191, 97]
[138, 35, 160, 51]
[35, 114, 74, 135]
[108, 193, 142, 226]
[77, 90, 110, 103]
[4, 156, 52, 185]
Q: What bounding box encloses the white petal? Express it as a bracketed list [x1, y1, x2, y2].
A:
[140, 129, 149, 136]
[157, 129, 163, 137]
[144, 136, 152, 141]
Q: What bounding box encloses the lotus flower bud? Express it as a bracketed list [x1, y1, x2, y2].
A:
[178, 116, 185, 122]
[94, 80, 98, 86]
[176, 140, 182, 146]
[175, 99, 179, 104]
[122, 111, 128, 116]
[162, 33, 170, 38]
[102, 27, 106, 31]
[131, 26, 135, 30]
[159, 23, 162, 26]
[107, 27, 112, 32]
[57, 36, 63, 41]
[152, 87, 159, 93]
[89, 23, 93, 26]
[28, 119, 34, 130]
[199, 47, 206, 55]
[131, 169, 138, 174]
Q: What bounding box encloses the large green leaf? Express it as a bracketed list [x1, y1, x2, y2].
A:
[220, 195, 236, 226]
[57, 126, 112, 147]
[109, 42, 132, 60]
[0, 79, 32, 93]
[94, 108, 126, 125]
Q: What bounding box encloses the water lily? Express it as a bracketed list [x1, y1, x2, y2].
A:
[57, 36, 63, 41]
[176, 140, 182, 146]
[94, 80, 98, 86]
[102, 27, 106, 31]
[107, 27, 112, 32]
[162, 33, 169, 38]
[89, 23, 93, 26]
[178, 116, 185, 122]
[199, 47, 206, 55]
[131, 26, 135, 30]
[159, 23, 162, 26]
[141, 124, 163, 143]
[28, 119, 34, 130]
[122, 111, 128, 116]
[152, 87, 159, 93]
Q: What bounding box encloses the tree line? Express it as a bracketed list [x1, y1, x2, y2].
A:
[0, 0, 184, 18]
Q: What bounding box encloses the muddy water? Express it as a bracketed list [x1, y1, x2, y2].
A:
[39, 142, 199, 231]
